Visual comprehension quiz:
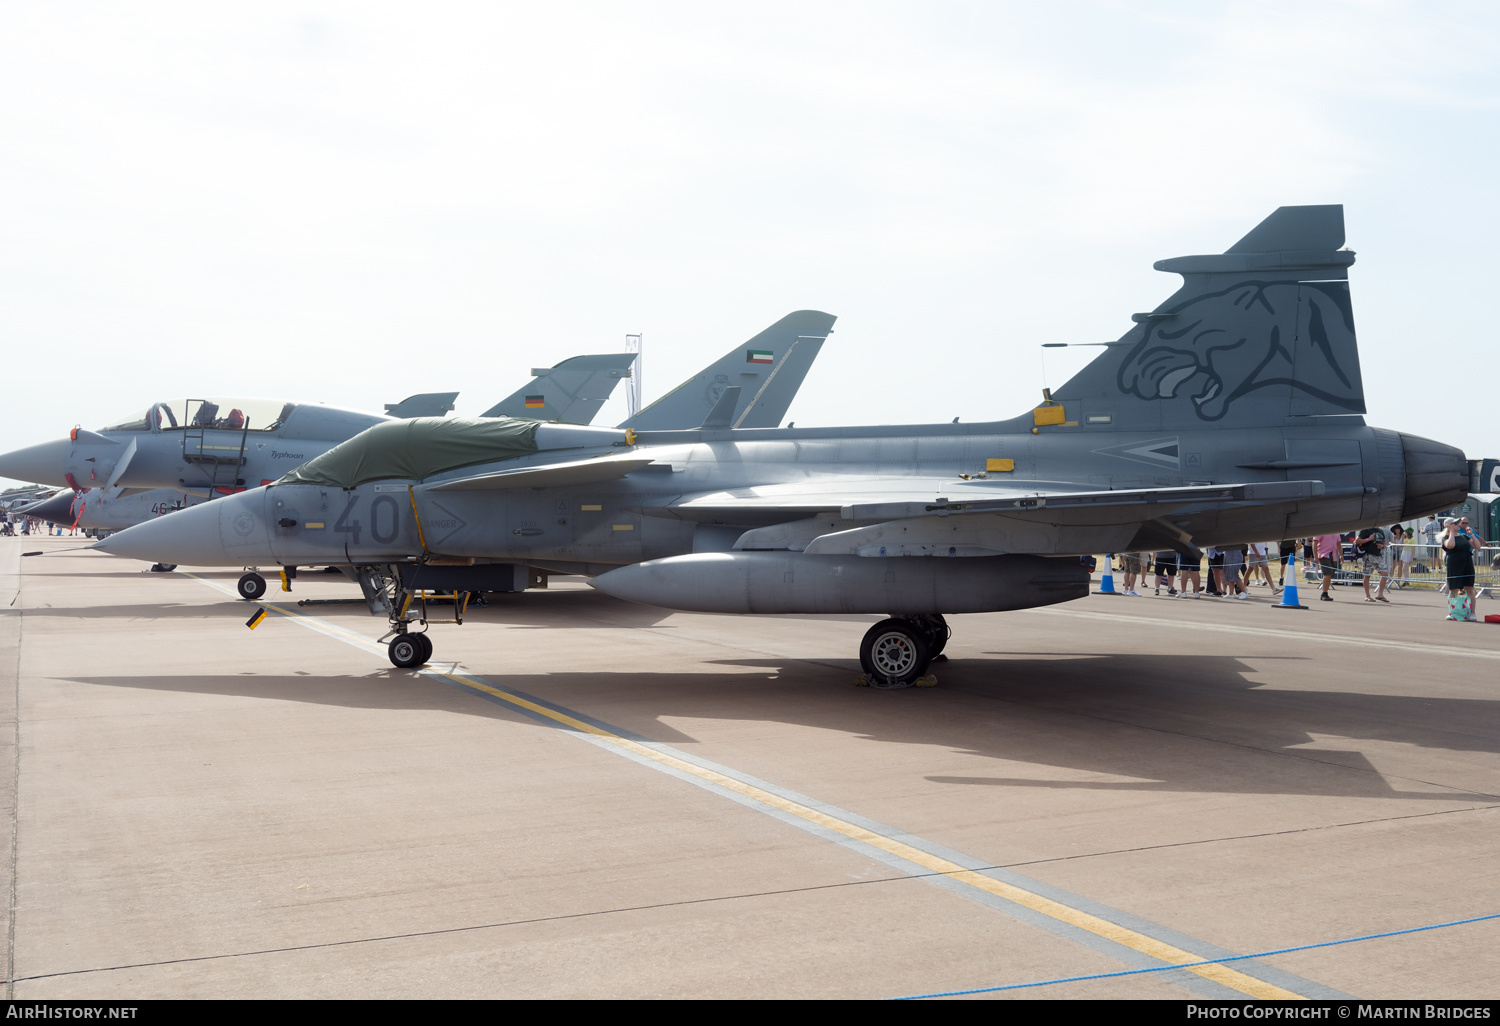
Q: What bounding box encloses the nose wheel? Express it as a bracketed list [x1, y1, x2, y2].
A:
[237, 572, 267, 600]
[388, 631, 432, 669]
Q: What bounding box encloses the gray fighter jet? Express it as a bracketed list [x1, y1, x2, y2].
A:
[0, 355, 640, 497]
[95, 207, 1472, 683]
[19, 486, 192, 540]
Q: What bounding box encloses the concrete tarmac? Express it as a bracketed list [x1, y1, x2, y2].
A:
[2, 538, 1497, 999]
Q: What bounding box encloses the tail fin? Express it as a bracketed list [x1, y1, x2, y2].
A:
[618, 311, 835, 431]
[481, 354, 636, 423]
[385, 392, 460, 419]
[1055, 205, 1365, 428]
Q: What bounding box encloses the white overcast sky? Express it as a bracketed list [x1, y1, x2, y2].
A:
[1, 1, 1496, 478]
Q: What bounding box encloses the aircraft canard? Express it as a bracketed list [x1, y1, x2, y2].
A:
[94, 207, 1471, 686]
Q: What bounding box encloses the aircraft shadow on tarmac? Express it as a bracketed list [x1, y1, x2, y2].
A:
[59, 647, 1500, 802]
[8, 586, 683, 627]
[20, 570, 187, 580]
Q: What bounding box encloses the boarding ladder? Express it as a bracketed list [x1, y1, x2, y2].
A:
[180, 399, 251, 498]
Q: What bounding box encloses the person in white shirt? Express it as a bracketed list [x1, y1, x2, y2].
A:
[1247, 541, 1279, 592]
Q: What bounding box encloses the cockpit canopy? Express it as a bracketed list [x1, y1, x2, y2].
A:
[100, 398, 298, 433]
[277, 417, 541, 488]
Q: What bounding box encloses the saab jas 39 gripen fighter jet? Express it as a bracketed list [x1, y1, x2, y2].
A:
[96, 207, 1471, 684]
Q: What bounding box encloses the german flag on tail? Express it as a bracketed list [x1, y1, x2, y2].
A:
[524, 395, 545, 409]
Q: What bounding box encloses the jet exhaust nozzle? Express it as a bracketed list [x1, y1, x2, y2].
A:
[1399, 433, 1468, 520]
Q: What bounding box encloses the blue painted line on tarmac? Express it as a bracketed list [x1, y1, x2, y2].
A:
[891, 911, 1500, 1000]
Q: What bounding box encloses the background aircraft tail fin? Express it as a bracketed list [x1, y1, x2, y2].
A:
[482, 354, 636, 423]
[619, 311, 835, 431]
[1054, 205, 1365, 429]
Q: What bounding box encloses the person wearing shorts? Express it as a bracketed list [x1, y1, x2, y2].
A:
[1206, 547, 1225, 596]
[1154, 551, 1178, 595]
[1222, 546, 1248, 598]
[1444, 517, 1480, 620]
[1247, 541, 1278, 591]
[1178, 552, 1202, 597]
[1277, 540, 1297, 587]
[1422, 515, 1444, 567]
[1392, 525, 1414, 587]
[1314, 533, 1342, 601]
[1356, 527, 1390, 602]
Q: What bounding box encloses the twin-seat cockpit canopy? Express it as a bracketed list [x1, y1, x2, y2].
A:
[101, 399, 301, 434]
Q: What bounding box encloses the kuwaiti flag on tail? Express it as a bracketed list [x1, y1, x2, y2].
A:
[746, 349, 774, 365]
[524, 395, 546, 409]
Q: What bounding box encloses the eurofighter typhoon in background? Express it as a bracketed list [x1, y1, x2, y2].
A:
[0, 357, 640, 553]
[97, 208, 1471, 684]
[0, 351, 645, 502]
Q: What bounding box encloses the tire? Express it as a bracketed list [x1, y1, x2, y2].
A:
[859, 618, 932, 688]
[410, 632, 433, 664]
[388, 635, 425, 669]
[237, 572, 267, 601]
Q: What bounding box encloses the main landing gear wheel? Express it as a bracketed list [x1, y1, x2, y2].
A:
[149, 563, 177, 573]
[388, 633, 430, 669]
[237, 572, 267, 600]
[859, 618, 932, 689]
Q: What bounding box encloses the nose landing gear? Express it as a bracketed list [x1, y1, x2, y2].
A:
[388, 631, 432, 669]
[237, 572, 267, 600]
[363, 564, 468, 669]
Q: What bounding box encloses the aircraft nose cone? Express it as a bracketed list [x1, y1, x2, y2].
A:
[17, 492, 77, 523]
[0, 438, 72, 488]
[92, 497, 251, 566]
[1399, 433, 1469, 519]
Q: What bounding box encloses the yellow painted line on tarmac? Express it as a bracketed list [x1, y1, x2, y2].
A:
[359, 656, 1303, 997]
[416, 664, 1301, 998]
[1032, 607, 1500, 661]
[187, 572, 1303, 1000]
